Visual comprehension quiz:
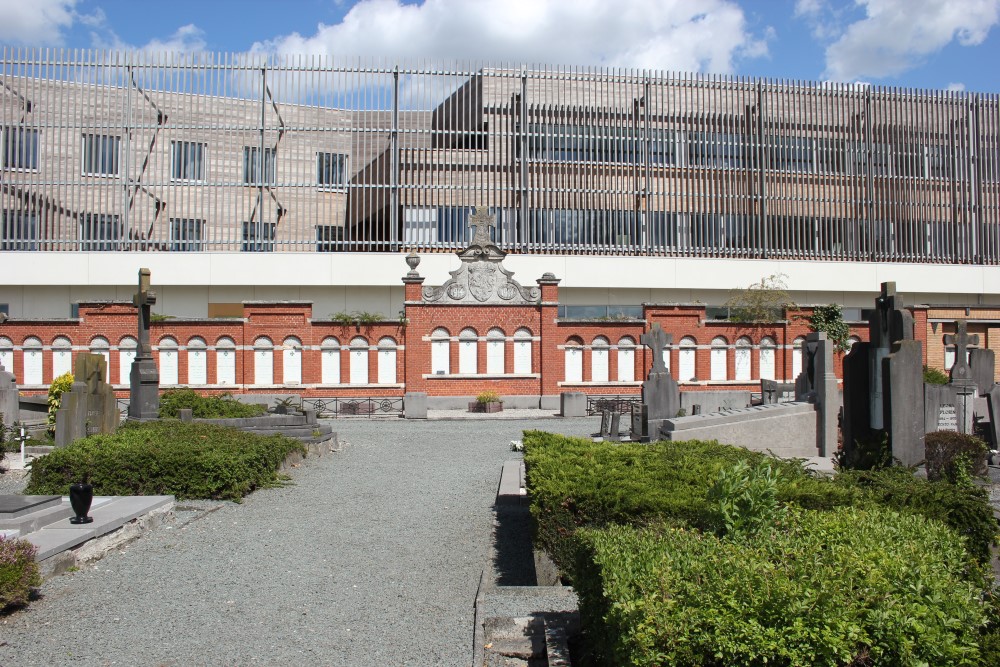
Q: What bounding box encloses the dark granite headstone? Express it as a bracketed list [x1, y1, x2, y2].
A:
[985, 385, 1000, 450]
[883, 340, 924, 467]
[866, 282, 914, 431]
[128, 267, 160, 421]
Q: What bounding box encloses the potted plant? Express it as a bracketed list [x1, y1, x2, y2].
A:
[469, 390, 503, 413]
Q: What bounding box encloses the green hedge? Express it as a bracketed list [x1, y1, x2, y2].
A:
[24, 421, 304, 501]
[575, 512, 989, 667]
[158, 388, 267, 419]
[0, 535, 41, 612]
[523, 432, 997, 570]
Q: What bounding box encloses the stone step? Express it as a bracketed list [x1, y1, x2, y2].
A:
[0, 502, 75, 535]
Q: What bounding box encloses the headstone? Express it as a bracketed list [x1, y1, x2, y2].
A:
[630, 324, 680, 442]
[0, 358, 18, 427]
[597, 410, 622, 442]
[404, 392, 427, 419]
[969, 348, 996, 396]
[882, 340, 924, 467]
[808, 332, 840, 457]
[943, 320, 980, 434]
[985, 385, 1000, 450]
[841, 340, 872, 460]
[924, 383, 959, 433]
[760, 379, 795, 405]
[55, 354, 119, 447]
[865, 282, 914, 430]
[560, 391, 587, 417]
[127, 267, 160, 421]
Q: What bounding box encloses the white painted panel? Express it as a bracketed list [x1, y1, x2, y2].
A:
[679, 348, 696, 382]
[350, 348, 368, 384]
[188, 350, 207, 385]
[216, 349, 236, 385]
[53, 349, 72, 378]
[710, 348, 727, 381]
[459, 340, 477, 374]
[160, 350, 178, 385]
[254, 349, 273, 386]
[0, 348, 12, 376]
[321, 349, 341, 384]
[119, 349, 136, 385]
[283, 347, 301, 385]
[591, 349, 608, 382]
[431, 340, 450, 375]
[792, 340, 804, 379]
[617, 349, 634, 382]
[23, 349, 42, 385]
[734, 347, 751, 381]
[486, 340, 505, 374]
[759, 347, 775, 381]
[662, 349, 671, 372]
[944, 347, 956, 370]
[565, 347, 582, 382]
[514, 340, 531, 374]
[378, 349, 396, 384]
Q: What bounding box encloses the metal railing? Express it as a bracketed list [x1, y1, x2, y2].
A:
[300, 396, 403, 418]
[586, 394, 642, 416]
[2, 48, 998, 264]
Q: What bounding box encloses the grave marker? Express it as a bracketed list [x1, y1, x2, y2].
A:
[630, 323, 680, 442]
[55, 354, 119, 447]
[128, 268, 160, 420]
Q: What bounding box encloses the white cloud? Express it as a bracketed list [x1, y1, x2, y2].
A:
[251, 0, 769, 74]
[96, 24, 208, 55]
[946, 82, 966, 92]
[821, 0, 1000, 81]
[0, 0, 76, 45]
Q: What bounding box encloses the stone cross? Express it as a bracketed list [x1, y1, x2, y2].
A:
[132, 268, 156, 357]
[944, 319, 979, 387]
[468, 207, 496, 248]
[640, 324, 672, 376]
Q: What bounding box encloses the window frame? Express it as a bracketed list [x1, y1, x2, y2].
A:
[170, 140, 207, 182]
[81, 133, 121, 177]
[317, 151, 348, 190]
[2, 126, 40, 171]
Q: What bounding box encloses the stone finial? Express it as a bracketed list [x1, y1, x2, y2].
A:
[405, 252, 421, 277]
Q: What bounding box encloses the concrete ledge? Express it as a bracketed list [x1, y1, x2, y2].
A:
[497, 460, 527, 506]
[662, 402, 819, 458]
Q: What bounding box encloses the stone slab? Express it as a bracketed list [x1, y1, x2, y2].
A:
[661, 402, 819, 458]
[0, 495, 62, 517]
[0, 503, 75, 535]
[497, 460, 526, 506]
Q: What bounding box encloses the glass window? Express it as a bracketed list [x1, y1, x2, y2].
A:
[243, 146, 276, 184]
[81, 134, 120, 176]
[170, 140, 206, 181]
[317, 152, 347, 188]
[688, 131, 744, 168]
[79, 214, 122, 251]
[2, 127, 39, 170]
[2, 209, 38, 250]
[316, 225, 343, 252]
[170, 218, 204, 251]
[242, 221, 275, 252]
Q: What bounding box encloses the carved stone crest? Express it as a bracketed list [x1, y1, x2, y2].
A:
[418, 207, 541, 305]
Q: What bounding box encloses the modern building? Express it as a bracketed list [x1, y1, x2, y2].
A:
[1, 49, 998, 399]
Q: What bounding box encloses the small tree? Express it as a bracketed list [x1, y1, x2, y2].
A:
[723, 274, 795, 324]
[809, 304, 851, 352]
[46, 371, 74, 436]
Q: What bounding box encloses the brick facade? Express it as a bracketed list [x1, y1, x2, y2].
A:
[1, 278, 942, 400]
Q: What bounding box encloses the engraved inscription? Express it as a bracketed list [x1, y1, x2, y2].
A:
[938, 404, 958, 432]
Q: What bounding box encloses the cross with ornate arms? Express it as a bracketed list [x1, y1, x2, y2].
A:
[944, 319, 979, 385]
[132, 268, 156, 357]
[640, 323, 672, 376]
[468, 206, 496, 249]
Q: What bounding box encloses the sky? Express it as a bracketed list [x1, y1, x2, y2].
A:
[0, 0, 998, 92]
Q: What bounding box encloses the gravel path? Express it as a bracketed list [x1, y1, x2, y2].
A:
[0, 417, 595, 667]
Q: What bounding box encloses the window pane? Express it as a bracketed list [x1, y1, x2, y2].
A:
[170, 218, 204, 251]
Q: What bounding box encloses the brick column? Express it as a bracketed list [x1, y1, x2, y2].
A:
[536, 272, 562, 399]
[402, 269, 425, 392]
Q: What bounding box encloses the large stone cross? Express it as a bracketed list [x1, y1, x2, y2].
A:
[132, 268, 156, 357]
[944, 319, 979, 386]
[468, 207, 496, 248]
[640, 324, 672, 376]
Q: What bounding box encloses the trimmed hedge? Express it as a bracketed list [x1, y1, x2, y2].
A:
[158, 388, 267, 419]
[924, 430, 989, 482]
[575, 512, 989, 667]
[25, 421, 305, 501]
[0, 535, 41, 612]
[523, 432, 998, 569]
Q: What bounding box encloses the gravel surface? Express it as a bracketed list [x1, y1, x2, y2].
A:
[0, 417, 596, 667]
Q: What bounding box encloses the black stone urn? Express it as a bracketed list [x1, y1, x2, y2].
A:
[69, 483, 94, 524]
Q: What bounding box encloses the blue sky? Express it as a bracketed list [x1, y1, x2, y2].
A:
[1, 0, 999, 92]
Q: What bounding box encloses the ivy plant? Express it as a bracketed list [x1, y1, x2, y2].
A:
[809, 303, 851, 352]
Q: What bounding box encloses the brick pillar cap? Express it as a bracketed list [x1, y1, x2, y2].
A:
[536, 272, 561, 285]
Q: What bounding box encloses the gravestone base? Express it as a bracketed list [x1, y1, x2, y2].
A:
[404, 392, 427, 419]
[127, 359, 160, 421]
[559, 392, 587, 418]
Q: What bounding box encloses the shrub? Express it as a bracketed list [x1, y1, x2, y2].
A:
[924, 365, 950, 385]
[47, 371, 74, 435]
[808, 303, 851, 352]
[925, 430, 989, 483]
[24, 421, 304, 501]
[158, 389, 266, 419]
[0, 535, 42, 612]
[476, 390, 501, 404]
[575, 510, 989, 667]
[705, 460, 784, 537]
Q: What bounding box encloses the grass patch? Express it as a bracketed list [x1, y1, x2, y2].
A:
[25, 421, 304, 501]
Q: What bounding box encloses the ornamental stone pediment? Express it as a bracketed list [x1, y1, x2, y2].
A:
[420, 207, 540, 305]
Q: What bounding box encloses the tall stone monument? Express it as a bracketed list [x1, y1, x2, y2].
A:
[796, 332, 839, 457]
[128, 268, 160, 420]
[55, 354, 119, 447]
[630, 323, 680, 442]
[0, 312, 16, 426]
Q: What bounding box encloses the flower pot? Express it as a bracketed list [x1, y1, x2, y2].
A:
[468, 401, 503, 413]
[69, 482, 94, 524]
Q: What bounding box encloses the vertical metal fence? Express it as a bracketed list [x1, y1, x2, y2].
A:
[1, 47, 997, 264]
